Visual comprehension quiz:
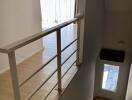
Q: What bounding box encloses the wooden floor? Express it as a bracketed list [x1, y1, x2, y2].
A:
[0, 24, 78, 100]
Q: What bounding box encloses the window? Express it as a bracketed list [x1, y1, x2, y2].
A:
[102, 64, 119, 92]
[40, 0, 76, 28]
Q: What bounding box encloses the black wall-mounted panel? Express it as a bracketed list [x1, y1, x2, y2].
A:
[100, 48, 125, 62]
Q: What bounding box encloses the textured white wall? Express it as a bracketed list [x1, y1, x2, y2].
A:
[0, 0, 43, 73]
[126, 64, 132, 100]
[100, 0, 132, 99]
[104, 0, 132, 53]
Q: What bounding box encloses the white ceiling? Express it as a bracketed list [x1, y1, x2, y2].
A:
[103, 0, 132, 55]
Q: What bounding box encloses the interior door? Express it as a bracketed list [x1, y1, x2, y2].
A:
[94, 58, 130, 100]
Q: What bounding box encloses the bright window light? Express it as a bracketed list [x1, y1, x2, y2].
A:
[40, 0, 75, 28]
[102, 64, 119, 92]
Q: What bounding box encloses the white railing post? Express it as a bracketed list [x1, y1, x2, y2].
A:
[8, 51, 21, 100]
[56, 29, 62, 95]
[76, 20, 81, 66]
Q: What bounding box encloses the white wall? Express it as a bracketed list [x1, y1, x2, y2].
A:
[94, 0, 132, 99]
[126, 64, 132, 100]
[104, 0, 132, 53]
[0, 0, 43, 73]
[77, 0, 86, 63]
[60, 0, 104, 99]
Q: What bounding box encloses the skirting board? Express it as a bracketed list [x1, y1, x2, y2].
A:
[0, 66, 9, 75]
[0, 48, 44, 75]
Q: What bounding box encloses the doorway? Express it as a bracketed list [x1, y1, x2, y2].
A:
[94, 59, 130, 100]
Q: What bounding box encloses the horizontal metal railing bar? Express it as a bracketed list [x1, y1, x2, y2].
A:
[26, 68, 58, 100]
[20, 41, 78, 87]
[25, 49, 78, 100]
[61, 38, 78, 53]
[43, 58, 78, 100]
[0, 15, 83, 54]
[43, 81, 58, 100]
[61, 49, 78, 67]
[19, 54, 57, 87]
[62, 58, 79, 83]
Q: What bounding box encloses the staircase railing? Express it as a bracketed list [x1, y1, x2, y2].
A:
[0, 15, 83, 100]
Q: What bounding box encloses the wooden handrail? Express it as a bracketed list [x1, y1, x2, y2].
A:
[0, 15, 83, 54]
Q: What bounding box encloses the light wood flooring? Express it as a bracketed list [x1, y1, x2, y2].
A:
[0, 24, 78, 100]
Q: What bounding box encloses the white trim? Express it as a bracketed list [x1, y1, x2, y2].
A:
[0, 48, 44, 75]
[0, 66, 9, 75]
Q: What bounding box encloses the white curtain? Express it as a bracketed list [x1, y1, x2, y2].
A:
[40, 0, 75, 28]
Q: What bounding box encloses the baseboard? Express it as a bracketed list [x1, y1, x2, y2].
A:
[0, 48, 44, 75]
[0, 66, 10, 75]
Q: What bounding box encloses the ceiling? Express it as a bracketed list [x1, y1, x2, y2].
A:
[103, 0, 132, 57]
